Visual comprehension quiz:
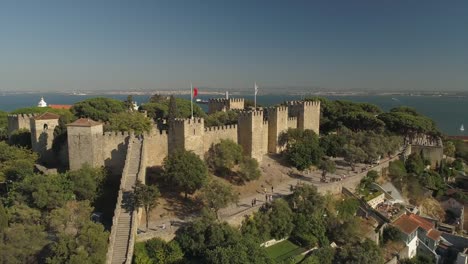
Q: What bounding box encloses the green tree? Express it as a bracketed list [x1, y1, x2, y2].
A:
[140, 238, 184, 264]
[71, 97, 127, 122]
[239, 157, 261, 182]
[163, 150, 208, 198]
[0, 203, 7, 233]
[307, 247, 335, 264]
[319, 134, 346, 157]
[133, 180, 160, 230]
[206, 139, 243, 176]
[205, 110, 239, 127]
[8, 128, 32, 149]
[286, 139, 323, 171]
[0, 111, 8, 140]
[125, 95, 134, 110]
[444, 141, 456, 157]
[383, 226, 403, 244]
[107, 112, 152, 134]
[319, 159, 336, 177]
[335, 239, 384, 264]
[0, 223, 48, 264]
[405, 153, 426, 174]
[268, 199, 294, 239]
[336, 198, 359, 220]
[342, 144, 367, 170]
[67, 165, 106, 202]
[200, 180, 238, 219]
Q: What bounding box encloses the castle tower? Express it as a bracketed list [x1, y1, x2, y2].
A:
[208, 98, 245, 114]
[30, 112, 60, 164]
[267, 106, 289, 153]
[169, 118, 205, 157]
[67, 118, 104, 170]
[287, 101, 321, 135]
[238, 110, 265, 161]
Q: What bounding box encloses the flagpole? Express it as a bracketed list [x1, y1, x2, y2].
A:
[190, 82, 193, 119]
[254, 82, 257, 109]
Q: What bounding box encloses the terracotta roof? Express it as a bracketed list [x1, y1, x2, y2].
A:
[393, 214, 420, 235]
[67, 118, 102, 127]
[393, 213, 440, 241]
[34, 112, 60, 120]
[49, 104, 72, 110]
[427, 229, 441, 241]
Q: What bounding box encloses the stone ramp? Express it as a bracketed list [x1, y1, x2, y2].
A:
[106, 138, 143, 264]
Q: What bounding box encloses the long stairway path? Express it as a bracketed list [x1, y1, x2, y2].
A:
[107, 138, 142, 264]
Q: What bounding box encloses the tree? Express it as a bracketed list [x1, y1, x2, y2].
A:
[335, 239, 384, 264]
[8, 128, 32, 149]
[67, 165, 106, 202]
[0, 203, 7, 233]
[133, 180, 160, 231]
[107, 112, 152, 135]
[444, 141, 456, 157]
[134, 238, 184, 264]
[125, 95, 134, 110]
[342, 144, 367, 170]
[205, 110, 239, 127]
[206, 139, 243, 176]
[163, 150, 208, 198]
[71, 97, 127, 122]
[0, 111, 8, 140]
[200, 180, 238, 219]
[319, 159, 336, 177]
[405, 153, 426, 174]
[0, 142, 37, 182]
[336, 198, 359, 220]
[239, 157, 261, 182]
[320, 134, 346, 157]
[268, 199, 294, 239]
[285, 132, 323, 171]
[383, 226, 403, 244]
[0, 223, 48, 264]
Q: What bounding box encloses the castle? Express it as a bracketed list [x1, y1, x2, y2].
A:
[7, 98, 321, 174]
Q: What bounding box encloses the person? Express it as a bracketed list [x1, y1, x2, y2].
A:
[161, 223, 166, 229]
[271, 186, 274, 193]
[254, 198, 257, 205]
[265, 194, 268, 202]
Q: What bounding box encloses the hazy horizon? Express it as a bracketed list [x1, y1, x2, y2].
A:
[1, 1, 467, 92]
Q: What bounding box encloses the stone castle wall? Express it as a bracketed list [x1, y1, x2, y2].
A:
[102, 132, 130, 175]
[30, 118, 59, 164]
[145, 130, 168, 167]
[7, 114, 35, 135]
[203, 124, 238, 153]
[9, 99, 320, 172]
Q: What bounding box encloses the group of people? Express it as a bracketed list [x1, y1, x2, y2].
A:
[250, 185, 275, 207]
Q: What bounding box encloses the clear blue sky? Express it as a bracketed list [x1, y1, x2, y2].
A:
[1, 0, 467, 91]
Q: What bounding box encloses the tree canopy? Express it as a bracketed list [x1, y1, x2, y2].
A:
[163, 150, 208, 198]
[133, 180, 160, 230]
[71, 97, 127, 122]
[199, 180, 238, 219]
[106, 112, 152, 134]
[282, 129, 323, 170]
[141, 96, 205, 121]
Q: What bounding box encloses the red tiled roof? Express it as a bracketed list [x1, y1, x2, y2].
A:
[427, 229, 441, 241]
[67, 118, 102, 127]
[49, 104, 72, 110]
[34, 112, 60, 120]
[393, 214, 420, 235]
[393, 213, 440, 241]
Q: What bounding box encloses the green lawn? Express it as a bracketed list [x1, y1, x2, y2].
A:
[265, 240, 306, 262]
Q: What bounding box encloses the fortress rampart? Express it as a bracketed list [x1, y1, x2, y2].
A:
[7, 99, 320, 172]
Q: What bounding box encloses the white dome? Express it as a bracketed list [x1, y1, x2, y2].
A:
[38, 97, 47, 107]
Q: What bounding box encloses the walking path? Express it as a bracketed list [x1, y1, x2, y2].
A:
[107, 138, 142, 264]
[136, 155, 399, 242]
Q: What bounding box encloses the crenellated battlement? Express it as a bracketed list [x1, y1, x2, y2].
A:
[204, 124, 238, 132]
[287, 116, 297, 122]
[173, 117, 204, 125]
[209, 98, 228, 103]
[8, 113, 37, 119]
[229, 98, 244, 103]
[238, 110, 264, 118]
[267, 106, 288, 113]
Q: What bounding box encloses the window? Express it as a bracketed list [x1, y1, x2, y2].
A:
[43, 124, 48, 131]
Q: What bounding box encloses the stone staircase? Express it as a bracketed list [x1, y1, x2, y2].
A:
[107, 138, 143, 264]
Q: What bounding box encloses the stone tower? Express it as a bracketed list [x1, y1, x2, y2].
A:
[30, 112, 60, 164]
[238, 110, 264, 161]
[287, 101, 321, 135]
[208, 98, 245, 114]
[170, 118, 205, 157]
[67, 118, 104, 170]
[267, 106, 289, 153]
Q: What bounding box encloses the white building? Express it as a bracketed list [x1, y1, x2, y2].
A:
[38, 97, 47, 107]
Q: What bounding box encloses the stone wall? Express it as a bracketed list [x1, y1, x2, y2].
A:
[267, 107, 288, 153]
[287, 101, 320, 135]
[30, 118, 59, 164]
[102, 132, 130, 175]
[145, 129, 168, 167]
[410, 145, 443, 168]
[7, 114, 35, 135]
[287, 117, 297, 129]
[238, 110, 265, 161]
[203, 124, 238, 153]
